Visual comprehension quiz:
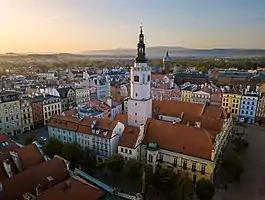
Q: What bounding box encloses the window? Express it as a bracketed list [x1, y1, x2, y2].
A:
[129, 150, 132, 154]
[183, 160, 187, 170]
[173, 157, 177, 167]
[148, 75, 150, 82]
[142, 74, 145, 83]
[134, 75, 139, 82]
[201, 165, 206, 174]
[135, 93, 138, 97]
[192, 163, 196, 172]
[148, 154, 153, 162]
[135, 103, 137, 106]
[159, 154, 163, 162]
[125, 149, 128, 153]
[135, 113, 137, 115]
[135, 120, 137, 123]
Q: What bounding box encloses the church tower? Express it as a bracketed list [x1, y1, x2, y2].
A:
[128, 26, 152, 127]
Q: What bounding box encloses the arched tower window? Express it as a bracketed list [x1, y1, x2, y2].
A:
[142, 74, 145, 83]
[148, 75, 150, 82]
[134, 75, 139, 82]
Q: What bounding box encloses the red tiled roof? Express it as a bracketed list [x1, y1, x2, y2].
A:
[36, 177, 104, 200]
[0, 134, 19, 154]
[118, 125, 139, 149]
[115, 114, 128, 124]
[47, 115, 81, 132]
[153, 100, 204, 118]
[15, 144, 45, 170]
[0, 157, 70, 200]
[63, 109, 78, 116]
[143, 118, 213, 160]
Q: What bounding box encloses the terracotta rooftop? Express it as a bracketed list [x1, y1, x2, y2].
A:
[63, 109, 78, 116]
[115, 114, 128, 124]
[14, 144, 45, 170]
[36, 177, 104, 200]
[47, 115, 119, 139]
[153, 100, 227, 119]
[77, 117, 118, 139]
[153, 100, 204, 118]
[0, 134, 19, 154]
[118, 125, 140, 149]
[0, 157, 70, 200]
[47, 115, 81, 132]
[143, 118, 214, 160]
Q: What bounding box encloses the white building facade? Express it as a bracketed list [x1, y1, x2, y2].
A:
[128, 27, 152, 127]
[74, 87, 90, 105]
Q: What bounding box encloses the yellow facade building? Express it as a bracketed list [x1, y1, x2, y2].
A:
[141, 116, 233, 183]
[221, 93, 242, 117]
[181, 88, 193, 102]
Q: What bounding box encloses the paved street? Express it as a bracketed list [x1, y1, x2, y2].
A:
[215, 125, 265, 200]
[14, 127, 49, 144]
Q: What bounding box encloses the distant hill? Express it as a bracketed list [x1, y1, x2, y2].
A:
[81, 46, 265, 58]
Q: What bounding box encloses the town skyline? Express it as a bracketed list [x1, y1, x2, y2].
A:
[0, 0, 265, 53]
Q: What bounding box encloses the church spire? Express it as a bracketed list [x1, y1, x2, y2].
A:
[136, 25, 147, 63]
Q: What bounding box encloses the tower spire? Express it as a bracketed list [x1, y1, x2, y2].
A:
[136, 25, 147, 63]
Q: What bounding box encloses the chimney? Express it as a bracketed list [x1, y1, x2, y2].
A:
[36, 184, 43, 196]
[47, 176, 54, 188]
[3, 159, 12, 178]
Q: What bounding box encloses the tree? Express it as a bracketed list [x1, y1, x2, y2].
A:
[61, 143, 84, 167]
[125, 159, 140, 178]
[106, 154, 125, 179]
[24, 135, 37, 145]
[152, 167, 178, 192]
[172, 172, 194, 200]
[222, 150, 244, 181]
[42, 138, 63, 158]
[195, 178, 215, 200]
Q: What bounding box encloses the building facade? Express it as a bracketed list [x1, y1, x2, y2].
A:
[239, 89, 259, 124]
[29, 98, 44, 128]
[20, 99, 34, 132]
[74, 87, 90, 105]
[43, 95, 62, 125]
[47, 115, 125, 163]
[128, 27, 152, 127]
[0, 91, 22, 136]
[221, 93, 242, 117]
[256, 93, 265, 124]
[191, 90, 211, 104]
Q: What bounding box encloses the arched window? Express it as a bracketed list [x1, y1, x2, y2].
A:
[143, 74, 145, 83]
[148, 75, 150, 82]
[134, 75, 139, 82]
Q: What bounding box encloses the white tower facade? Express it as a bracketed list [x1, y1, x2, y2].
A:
[128, 26, 152, 127]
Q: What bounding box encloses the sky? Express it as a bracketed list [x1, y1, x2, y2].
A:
[0, 0, 265, 53]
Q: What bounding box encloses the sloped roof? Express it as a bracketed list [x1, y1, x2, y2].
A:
[118, 126, 140, 148]
[0, 157, 70, 200]
[14, 144, 45, 170]
[36, 177, 104, 200]
[143, 118, 213, 160]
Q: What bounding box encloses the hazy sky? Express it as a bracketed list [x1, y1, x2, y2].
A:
[0, 0, 265, 53]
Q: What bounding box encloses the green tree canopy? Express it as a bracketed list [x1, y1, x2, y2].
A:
[61, 143, 84, 166]
[173, 172, 194, 200]
[152, 167, 178, 192]
[195, 178, 215, 200]
[42, 138, 63, 158]
[125, 159, 140, 178]
[106, 154, 125, 174]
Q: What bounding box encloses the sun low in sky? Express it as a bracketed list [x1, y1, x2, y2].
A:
[0, 0, 265, 53]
